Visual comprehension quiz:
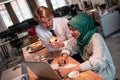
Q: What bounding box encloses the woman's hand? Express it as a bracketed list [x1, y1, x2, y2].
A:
[58, 53, 68, 67]
[57, 68, 71, 78]
[58, 65, 81, 78]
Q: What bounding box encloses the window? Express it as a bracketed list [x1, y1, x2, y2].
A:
[35, 0, 67, 10]
[11, 0, 32, 22]
[0, 4, 13, 27]
[51, 0, 66, 10]
[35, 0, 48, 7]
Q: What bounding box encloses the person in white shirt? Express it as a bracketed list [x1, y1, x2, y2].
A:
[98, 4, 108, 17]
[34, 6, 83, 63]
[58, 13, 115, 80]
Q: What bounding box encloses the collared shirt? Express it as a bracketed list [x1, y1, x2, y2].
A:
[35, 17, 78, 55]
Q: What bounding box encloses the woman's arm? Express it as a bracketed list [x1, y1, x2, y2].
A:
[80, 33, 106, 71]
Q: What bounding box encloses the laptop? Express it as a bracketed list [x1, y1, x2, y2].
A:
[24, 61, 62, 80]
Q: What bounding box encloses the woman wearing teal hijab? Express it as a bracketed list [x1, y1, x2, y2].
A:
[58, 13, 115, 80]
[69, 12, 98, 56]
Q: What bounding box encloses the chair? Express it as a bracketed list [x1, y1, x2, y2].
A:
[0, 53, 8, 69]
[27, 26, 39, 44]
[8, 32, 22, 56]
[28, 35, 39, 44]
[0, 61, 8, 69]
[27, 27, 37, 36]
[9, 35, 22, 50]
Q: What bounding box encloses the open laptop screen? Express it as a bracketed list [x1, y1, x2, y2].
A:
[24, 61, 62, 80]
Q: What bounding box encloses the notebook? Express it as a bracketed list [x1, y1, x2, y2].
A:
[24, 61, 62, 80]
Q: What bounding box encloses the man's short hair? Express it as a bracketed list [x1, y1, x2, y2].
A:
[34, 6, 53, 21]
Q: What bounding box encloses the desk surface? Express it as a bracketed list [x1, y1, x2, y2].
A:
[22, 46, 48, 62]
[1, 64, 22, 80]
[22, 45, 103, 80]
[27, 57, 103, 80]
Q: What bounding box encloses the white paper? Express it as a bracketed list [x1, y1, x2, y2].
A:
[12, 73, 28, 80]
[51, 64, 77, 69]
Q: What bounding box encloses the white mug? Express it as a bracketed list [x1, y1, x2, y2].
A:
[68, 71, 79, 80]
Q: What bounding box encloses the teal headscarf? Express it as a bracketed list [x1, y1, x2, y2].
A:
[68, 12, 98, 56]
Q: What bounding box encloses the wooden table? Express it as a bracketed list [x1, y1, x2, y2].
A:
[26, 56, 103, 80]
[22, 45, 49, 62]
[22, 45, 103, 80]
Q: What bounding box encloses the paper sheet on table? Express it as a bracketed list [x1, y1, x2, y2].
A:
[51, 64, 77, 69]
[12, 73, 28, 80]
